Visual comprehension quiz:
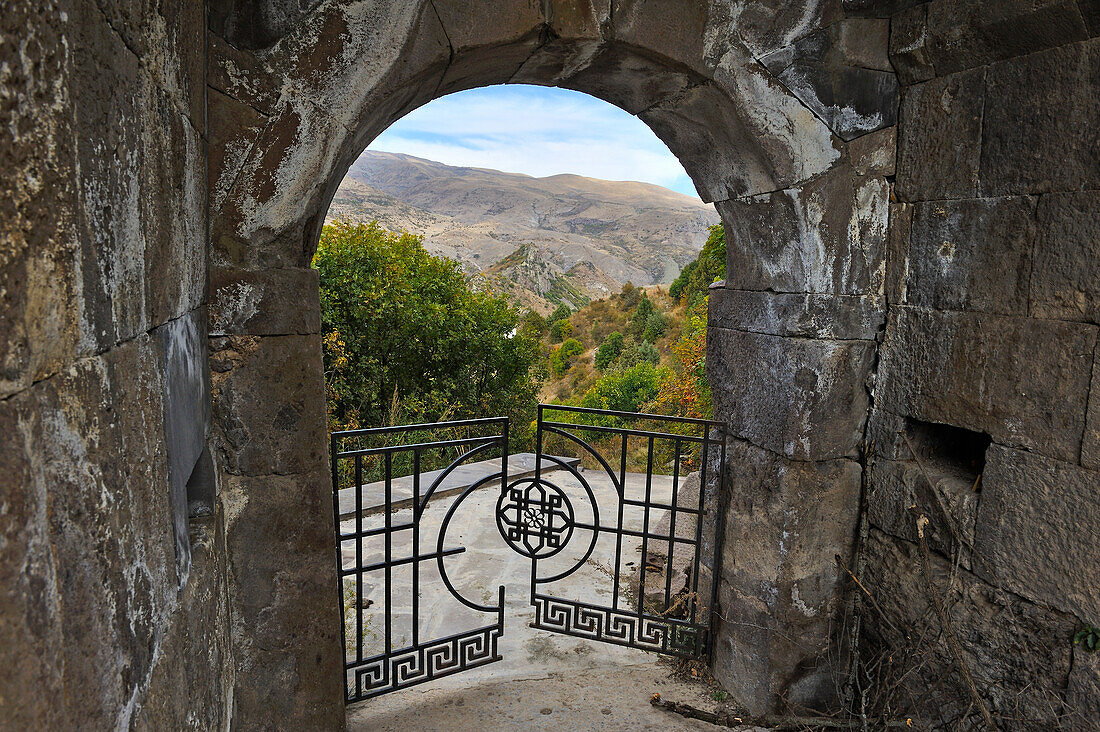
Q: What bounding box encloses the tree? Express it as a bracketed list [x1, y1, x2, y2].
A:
[618, 281, 641, 310]
[594, 331, 625, 370]
[619, 340, 659, 368]
[629, 293, 656, 338]
[548, 317, 573, 343]
[520, 310, 547, 337]
[579, 362, 668, 414]
[313, 220, 544, 431]
[550, 337, 584, 376]
[642, 310, 667, 343]
[669, 224, 726, 306]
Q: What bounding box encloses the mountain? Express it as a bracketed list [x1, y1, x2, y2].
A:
[327, 151, 720, 313]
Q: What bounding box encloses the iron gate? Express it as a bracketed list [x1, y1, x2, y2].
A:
[331, 406, 727, 703]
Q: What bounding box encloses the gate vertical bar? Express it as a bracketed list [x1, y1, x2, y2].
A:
[411, 448, 420, 649]
[355, 453, 364, 671]
[665, 440, 681, 610]
[531, 410, 542, 604]
[331, 433, 347, 698]
[502, 418, 510, 490]
[611, 431, 628, 609]
[709, 426, 729, 664]
[691, 429, 709, 626]
[637, 436, 655, 627]
[384, 451, 392, 661]
[500, 418, 510, 635]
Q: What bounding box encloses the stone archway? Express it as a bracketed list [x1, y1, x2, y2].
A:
[205, 1, 896, 726]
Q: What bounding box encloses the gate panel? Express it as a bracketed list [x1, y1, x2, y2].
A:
[331, 418, 509, 702]
[511, 405, 727, 659]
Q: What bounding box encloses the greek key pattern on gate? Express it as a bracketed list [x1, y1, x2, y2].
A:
[531, 595, 704, 658]
[355, 625, 502, 699]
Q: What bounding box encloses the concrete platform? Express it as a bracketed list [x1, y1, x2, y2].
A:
[347, 662, 727, 731]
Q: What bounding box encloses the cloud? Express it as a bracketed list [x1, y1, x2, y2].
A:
[366, 85, 699, 198]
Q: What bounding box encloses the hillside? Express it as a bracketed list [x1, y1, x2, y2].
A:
[327, 151, 720, 313]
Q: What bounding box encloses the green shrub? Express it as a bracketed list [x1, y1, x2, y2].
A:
[550, 338, 585, 376]
[594, 331, 625, 370]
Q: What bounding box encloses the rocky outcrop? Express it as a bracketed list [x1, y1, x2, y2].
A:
[327, 151, 720, 311]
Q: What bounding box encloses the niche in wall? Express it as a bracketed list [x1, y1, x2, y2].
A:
[903, 419, 991, 490]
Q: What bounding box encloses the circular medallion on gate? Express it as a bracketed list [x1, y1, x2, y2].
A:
[496, 477, 575, 559]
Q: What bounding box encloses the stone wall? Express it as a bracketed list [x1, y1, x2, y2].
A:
[3, 0, 1097, 729]
[854, 0, 1099, 728]
[0, 0, 234, 729]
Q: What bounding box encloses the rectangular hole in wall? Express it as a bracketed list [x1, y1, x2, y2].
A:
[903, 419, 991, 490]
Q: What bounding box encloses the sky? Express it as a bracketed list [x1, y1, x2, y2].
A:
[366, 84, 699, 198]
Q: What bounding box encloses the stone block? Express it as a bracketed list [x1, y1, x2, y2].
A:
[432, 0, 542, 51]
[1082, 0, 1100, 37]
[0, 2, 84, 399]
[718, 163, 887, 295]
[72, 9, 149, 348]
[131, 519, 231, 730]
[759, 23, 898, 140]
[210, 267, 321, 336]
[547, 0, 609, 39]
[1067, 644, 1100, 729]
[918, 0, 1088, 77]
[885, 202, 911, 305]
[712, 439, 861, 715]
[726, 0, 842, 59]
[843, 0, 926, 17]
[981, 40, 1100, 195]
[641, 83, 787, 202]
[706, 41, 843, 192]
[142, 95, 206, 327]
[861, 528, 1076, 729]
[835, 18, 893, 71]
[206, 33, 281, 115]
[896, 68, 985, 201]
[889, 3, 935, 85]
[1030, 191, 1100, 323]
[208, 87, 268, 215]
[848, 125, 896, 177]
[905, 197, 1036, 316]
[222, 470, 344, 729]
[553, 43, 697, 114]
[207, 0, 317, 50]
[707, 289, 884, 340]
[878, 308, 1096, 462]
[438, 34, 543, 96]
[864, 408, 912, 461]
[210, 334, 328, 476]
[1085, 351, 1099, 469]
[611, 0, 709, 75]
[212, 103, 352, 271]
[974, 444, 1100, 621]
[708, 328, 876, 460]
[0, 336, 177, 728]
